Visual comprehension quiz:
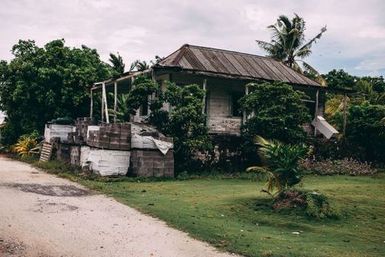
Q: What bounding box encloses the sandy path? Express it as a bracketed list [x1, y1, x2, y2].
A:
[0, 156, 239, 257]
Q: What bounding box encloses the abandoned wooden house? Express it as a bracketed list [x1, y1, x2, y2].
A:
[41, 44, 337, 178]
[91, 44, 336, 138]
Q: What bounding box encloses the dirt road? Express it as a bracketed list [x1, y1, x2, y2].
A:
[0, 156, 239, 257]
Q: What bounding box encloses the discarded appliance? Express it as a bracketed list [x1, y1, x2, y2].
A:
[312, 116, 339, 139]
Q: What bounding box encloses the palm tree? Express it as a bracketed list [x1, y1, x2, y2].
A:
[108, 93, 131, 122]
[256, 14, 326, 76]
[109, 53, 125, 74]
[247, 136, 307, 196]
[130, 60, 150, 72]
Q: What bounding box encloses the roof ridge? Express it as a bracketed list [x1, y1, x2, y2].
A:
[184, 43, 278, 61]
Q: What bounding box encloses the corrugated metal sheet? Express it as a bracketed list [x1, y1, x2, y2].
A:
[157, 44, 322, 87]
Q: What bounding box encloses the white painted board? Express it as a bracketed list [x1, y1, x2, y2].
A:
[80, 146, 130, 176]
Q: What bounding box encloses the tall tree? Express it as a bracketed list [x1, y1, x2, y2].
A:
[109, 52, 125, 75]
[130, 60, 150, 71]
[256, 14, 326, 75]
[0, 39, 113, 144]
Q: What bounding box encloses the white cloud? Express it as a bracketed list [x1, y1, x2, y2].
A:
[355, 55, 385, 71]
[0, 0, 384, 76]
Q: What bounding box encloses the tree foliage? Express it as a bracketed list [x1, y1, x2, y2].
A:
[323, 69, 356, 91]
[321, 69, 385, 163]
[256, 14, 326, 76]
[109, 52, 125, 75]
[124, 78, 212, 172]
[247, 136, 307, 196]
[160, 83, 212, 171]
[0, 39, 113, 144]
[240, 82, 310, 150]
[345, 104, 385, 163]
[130, 60, 151, 72]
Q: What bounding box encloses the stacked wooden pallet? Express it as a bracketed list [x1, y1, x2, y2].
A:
[39, 142, 53, 162]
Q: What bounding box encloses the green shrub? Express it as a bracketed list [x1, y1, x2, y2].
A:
[126, 78, 212, 173]
[0, 39, 113, 145]
[273, 189, 340, 219]
[247, 136, 308, 196]
[240, 82, 310, 149]
[12, 131, 39, 157]
[305, 191, 340, 219]
[345, 104, 385, 163]
[300, 158, 376, 176]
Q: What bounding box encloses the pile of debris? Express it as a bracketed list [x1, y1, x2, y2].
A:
[41, 118, 174, 177]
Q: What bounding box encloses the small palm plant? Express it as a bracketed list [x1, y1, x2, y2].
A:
[247, 136, 308, 197]
[13, 133, 39, 157]
[109, 93, 131, 122]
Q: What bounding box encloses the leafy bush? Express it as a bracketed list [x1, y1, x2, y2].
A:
[240, 82, 310, 163]
[240, 82, 311, 146]
[125, 78, 212, 173]
[12, 131, 39, 157]
[304, 191, 340, 219]
[125, 76, 161, 115]
[345, 104, 385, 163]
[300, 158, 376, 176]
[322, 100, 385, 164]
[0, 39, 113, 145]
[247, 136, 308, 196]
[160, 83, 212, 172]
[273, 189, 340, 219]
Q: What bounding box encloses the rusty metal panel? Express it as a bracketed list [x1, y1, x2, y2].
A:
[222, 52, 248, 75]
[157, 44, 323, 87]
[261, 59, 289, 82]
[279, 62, 310, 85]
[234, 54, 261, 78]
[274, 62, 302, 83]
[215, 52, 240, 74]
[189, 47, 216, 71]
[183, 47, 206, 70]
[179, 56, 193, 69]
[245, 56, 272, 80]
[201, 49, 229, 74]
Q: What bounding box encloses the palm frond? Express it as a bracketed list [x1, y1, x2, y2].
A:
[295, 47, 312, 59]
[277, 15, 292, 31]
[302, 61, 319, 75]
[290, 61, 303, 73]
[256, 40, 274, 51]
[109, 53, 125, 74]
[297, 26, 327, 53]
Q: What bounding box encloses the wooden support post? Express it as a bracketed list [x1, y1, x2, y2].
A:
[243, 85, 249, 124]
[314, 89, 319, 136]
[102, 82, 109, 124]
[114, 81, 117, 123]
[101, 87, 104, 122]
[90, 88, 93, 119]
[202, 79, 207, 114]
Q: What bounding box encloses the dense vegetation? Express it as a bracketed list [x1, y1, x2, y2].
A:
[0, 39, 114, 145]
[320, 69, 385, 164]
[121, 77, 212, 172]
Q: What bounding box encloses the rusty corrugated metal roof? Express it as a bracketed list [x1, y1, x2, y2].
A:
[156, 44, 323, 87]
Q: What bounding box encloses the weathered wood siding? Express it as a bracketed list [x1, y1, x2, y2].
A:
[206, 80, 243, 135]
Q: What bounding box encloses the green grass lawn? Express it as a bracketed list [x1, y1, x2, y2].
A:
[33, 161, 385, 257]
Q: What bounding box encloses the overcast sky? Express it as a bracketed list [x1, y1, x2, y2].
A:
[1, 0, 384, 76]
